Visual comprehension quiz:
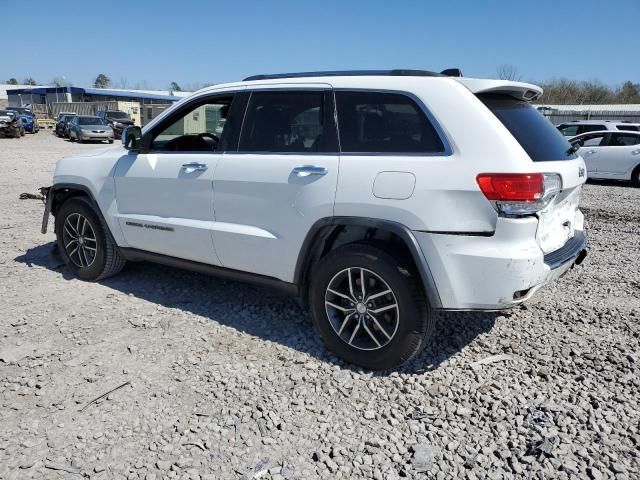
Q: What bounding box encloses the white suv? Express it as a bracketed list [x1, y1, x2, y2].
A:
[557, 120, 640, 137]
[41, 70, 588, 369]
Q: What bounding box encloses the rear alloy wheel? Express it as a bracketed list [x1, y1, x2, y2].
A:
[310, 244, 433, 370]
[55, 197, 126, 281]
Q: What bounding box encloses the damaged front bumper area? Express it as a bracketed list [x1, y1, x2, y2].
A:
[40, 186, 52, 234]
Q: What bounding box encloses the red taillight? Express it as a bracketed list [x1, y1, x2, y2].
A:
[476, 173, 545, 202]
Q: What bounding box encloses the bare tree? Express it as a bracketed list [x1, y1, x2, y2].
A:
[496, 64, 522, 81]
[50, 76, 72, 87]
[23, 77, 37, 85]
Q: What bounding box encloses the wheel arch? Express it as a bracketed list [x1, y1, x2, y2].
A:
[294, 217, 442, 309]
[49, 183, 121, 246]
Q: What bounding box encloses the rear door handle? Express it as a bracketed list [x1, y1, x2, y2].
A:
[292, 165, 328, 177]
[182, 162, 208, 173]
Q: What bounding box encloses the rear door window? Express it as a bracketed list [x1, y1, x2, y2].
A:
[479, 94, 576, 162]
[608, 133, 640, 146]
[335, 91, 445, 153]
[616, 124, 640, 131]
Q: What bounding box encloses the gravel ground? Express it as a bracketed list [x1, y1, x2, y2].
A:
[1, 132, 639, 480]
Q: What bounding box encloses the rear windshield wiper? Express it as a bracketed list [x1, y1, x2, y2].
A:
[566, 143, 580, 156]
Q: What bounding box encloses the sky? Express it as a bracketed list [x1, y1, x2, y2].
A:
[2, 0, 639, 90]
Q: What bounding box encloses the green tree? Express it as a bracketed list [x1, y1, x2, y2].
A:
[94, 73, 111, 89]
[169, 81, 182, 92]
[6, 78, 18, 85]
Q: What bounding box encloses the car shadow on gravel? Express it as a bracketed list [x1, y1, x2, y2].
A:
[16, 242, 500, 374]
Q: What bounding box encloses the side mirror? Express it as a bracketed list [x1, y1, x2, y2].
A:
[122, 126, 142, 150]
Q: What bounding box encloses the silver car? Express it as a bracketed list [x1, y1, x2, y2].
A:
[68, 116, 114, 144]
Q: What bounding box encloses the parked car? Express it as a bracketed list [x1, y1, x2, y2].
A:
[56, 111, 77, 121]
[67, 116, 114, 143]
[569, 130, 640, 185]
[40, 69, 588, 369]
[19, 114, 39, 133]
[55, 115, 76, 137]
[557, 120, 640, 137]
[6, 106, 35, 117]
[0, 110, 22, 138]
[96, 110, 134, 139]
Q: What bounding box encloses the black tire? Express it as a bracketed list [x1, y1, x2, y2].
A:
[309, 244, 433, 370]
[632, 165, 640, 187]
[55, 197, 126, 281]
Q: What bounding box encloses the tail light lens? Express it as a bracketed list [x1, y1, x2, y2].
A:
[477, 173, 562, 216]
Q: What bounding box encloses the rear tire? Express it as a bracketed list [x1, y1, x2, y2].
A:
[55, 197, 126, 281]
[309, 244, 433, 370]
[632, 165, 640, 187]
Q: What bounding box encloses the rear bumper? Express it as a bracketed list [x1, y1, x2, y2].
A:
[415, 216, 587, 310]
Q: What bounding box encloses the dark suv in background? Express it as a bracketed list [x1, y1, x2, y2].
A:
[96, 110, 135, 139]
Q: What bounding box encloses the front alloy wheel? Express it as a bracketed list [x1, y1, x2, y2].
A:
[61, 212, 98, 268]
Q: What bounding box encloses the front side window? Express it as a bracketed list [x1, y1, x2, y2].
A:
[609, 133, 640, 146]
[239, 91, 326, 153]
[335, 91, 445, 153]
[151, 96, 233, 152]
[578, 133, 607, 147]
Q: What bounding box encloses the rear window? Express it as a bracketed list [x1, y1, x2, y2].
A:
[335, 91, 445, 154]
[617, 124, 639, 131]
[479, 94, 576, 162]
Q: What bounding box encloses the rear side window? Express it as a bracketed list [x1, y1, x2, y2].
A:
[335, 91, 445, 153]
[239, 91, 327, 153]
[617, 124, 639, 131]
[479, 94, 576, 162]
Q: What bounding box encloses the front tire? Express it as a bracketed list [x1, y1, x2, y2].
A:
[309, 244, 433, 370]
[55, 197, 126, 281]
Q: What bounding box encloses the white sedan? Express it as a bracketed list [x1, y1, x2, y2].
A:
[570, 130, 640, 186]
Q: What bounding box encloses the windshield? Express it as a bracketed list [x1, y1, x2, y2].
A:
[78, 116, 106, 125]
[106, 111, 130, 119]
[479, 94, 577, 162]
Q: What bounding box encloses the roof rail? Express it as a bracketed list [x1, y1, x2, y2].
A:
[242, 69, 452, 81]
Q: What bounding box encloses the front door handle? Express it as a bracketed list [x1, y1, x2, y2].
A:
[292, 165, 328, 177]
[632, 149, 640, 155]
[182, 162, 208, 173]
[584, 150, 596, 155]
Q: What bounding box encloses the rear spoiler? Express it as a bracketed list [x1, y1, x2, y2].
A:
[454, 78, 543, 102]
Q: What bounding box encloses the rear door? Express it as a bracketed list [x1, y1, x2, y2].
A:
[598, 132, 640, 177]
[212, 86, 339, 281]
